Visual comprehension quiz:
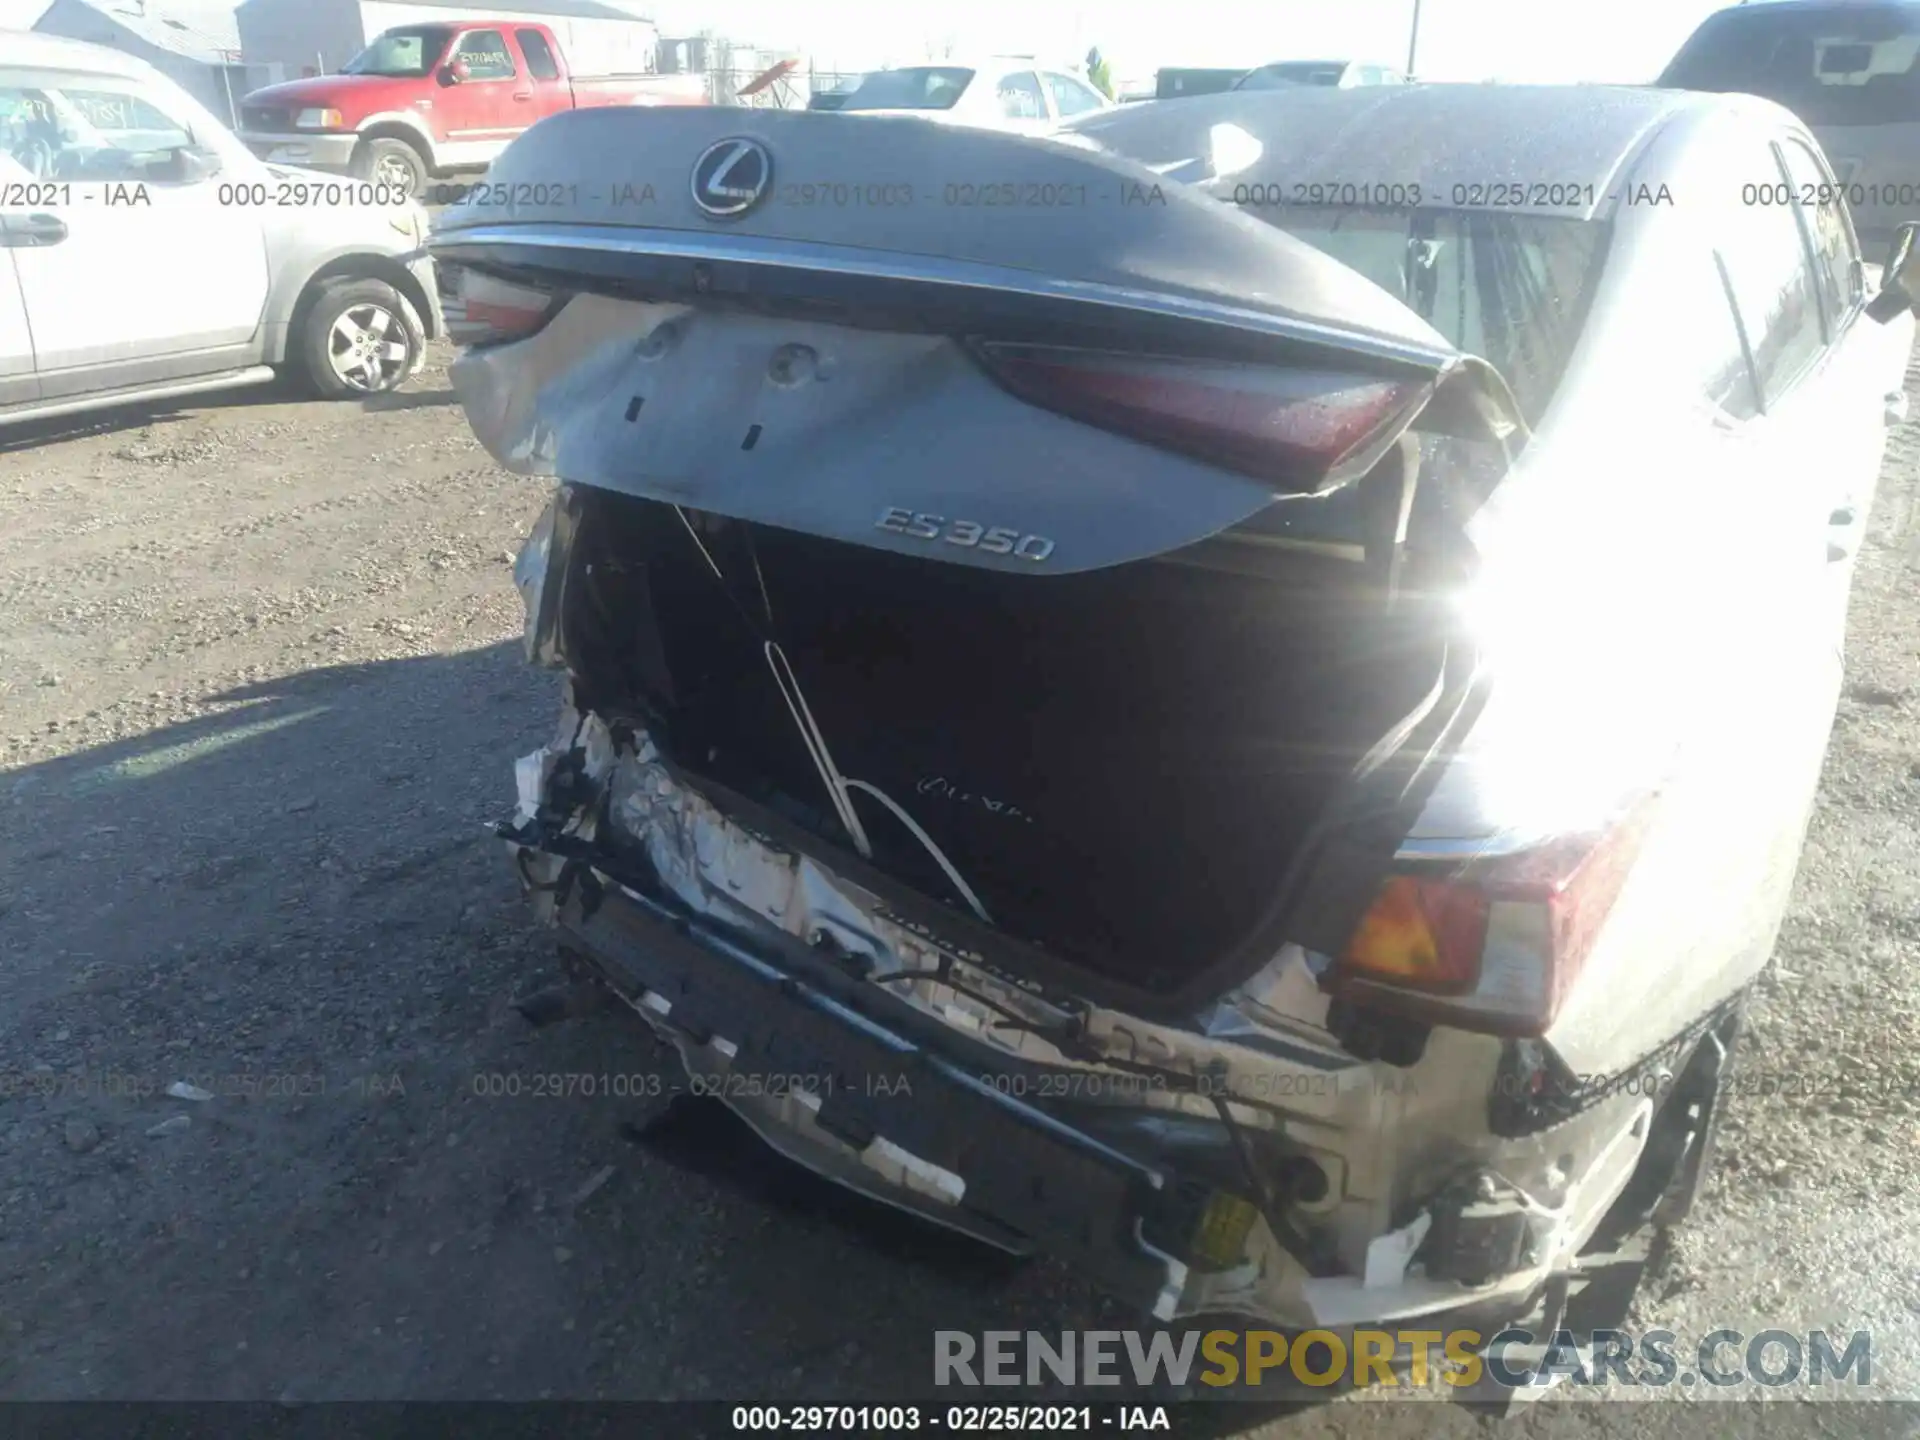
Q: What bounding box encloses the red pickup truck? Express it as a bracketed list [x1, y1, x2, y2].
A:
[236, 21, 705, 197]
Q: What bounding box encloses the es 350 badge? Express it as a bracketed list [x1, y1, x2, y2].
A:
[875, 507, 1056, 562]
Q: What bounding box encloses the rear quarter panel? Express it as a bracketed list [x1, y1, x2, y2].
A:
[1417, 106, 1878, 1072]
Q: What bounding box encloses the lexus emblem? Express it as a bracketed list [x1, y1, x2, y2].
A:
[690, 137, 772, 218]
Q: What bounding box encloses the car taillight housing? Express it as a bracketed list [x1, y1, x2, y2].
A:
[446, 269, 569, 348]
[970, 342, 1432, 491]
[1325, 797, 1659, 1037]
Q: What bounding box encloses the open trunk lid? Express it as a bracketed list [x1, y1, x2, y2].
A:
[429, 105, 1524, 573]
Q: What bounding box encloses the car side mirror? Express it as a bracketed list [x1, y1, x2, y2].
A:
[1867, 221, 1920, 323]
[169, 144, 223, 183]
[439, 59, 469, 85]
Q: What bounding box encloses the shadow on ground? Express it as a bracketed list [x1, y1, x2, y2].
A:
[360, 387, 459, 414]
[0, 643, 1316, 1423]
[0, 402, 198, 452]
[0, 378, 454, 452]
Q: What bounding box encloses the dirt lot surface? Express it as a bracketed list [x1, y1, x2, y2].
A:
[3, 345, 1919, 1437]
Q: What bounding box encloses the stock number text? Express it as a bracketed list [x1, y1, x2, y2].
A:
[1230, 181, 1423, 208]
[217, 179, 408, 207]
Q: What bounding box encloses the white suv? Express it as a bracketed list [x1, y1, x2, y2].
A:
[827, 58, 1112, 134]
[1233, 60, 1411, 90]
[1, 33, 441, 427]
[1660, 0, 1920, 243]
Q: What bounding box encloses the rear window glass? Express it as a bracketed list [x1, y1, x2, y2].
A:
[1264, 208, 1611, 424]
[1661, 5, 1920, 126]
[1156, 69, 1245, 98]
[453, 30, 515, 81]
[839, 67, 974, 111]
[342, 26, 451, 77]
[516, 29, 559, 81]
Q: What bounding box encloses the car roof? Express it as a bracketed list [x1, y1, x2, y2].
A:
[1694, 0, 1920, 14]
[0, 31, 167, 83]
[1074, 82, 1737, 223]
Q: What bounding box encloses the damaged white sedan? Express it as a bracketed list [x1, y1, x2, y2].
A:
[429, 83, 1916, 1368]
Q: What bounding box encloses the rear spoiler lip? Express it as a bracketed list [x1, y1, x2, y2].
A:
[427, 221, 1465, 376]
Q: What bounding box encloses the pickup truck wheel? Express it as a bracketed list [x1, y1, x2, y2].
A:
[353, 136, 428, 198]
[296, 278, 423, 399]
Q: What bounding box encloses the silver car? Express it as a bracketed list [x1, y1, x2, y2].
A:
[427, 85, 1914, 1365]
[1, 34, 440, 427]
[1659, 0, 1920, 244]
[825, 58, 1112, 134]
[1233, 60, 1410, 90]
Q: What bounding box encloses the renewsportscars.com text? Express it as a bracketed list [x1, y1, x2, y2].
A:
[934, 1327, 1873, 1391]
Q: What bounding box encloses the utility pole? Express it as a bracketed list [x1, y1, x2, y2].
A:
[1406, 0, 1422, 77]
[219, 51, 237, 127]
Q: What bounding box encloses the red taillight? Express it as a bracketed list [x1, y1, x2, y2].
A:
[1328, 798, 1658, 1037]
[447, 269, 567, 348]
[972, 342, 1430, 490]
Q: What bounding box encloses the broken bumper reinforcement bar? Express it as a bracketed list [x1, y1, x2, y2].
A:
[506, 831, 1196, 1320]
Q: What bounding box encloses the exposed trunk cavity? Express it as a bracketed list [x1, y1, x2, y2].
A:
[554, 458, 1471, 996]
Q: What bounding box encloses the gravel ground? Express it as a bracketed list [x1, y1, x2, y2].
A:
[1, 346, 1918, 1437]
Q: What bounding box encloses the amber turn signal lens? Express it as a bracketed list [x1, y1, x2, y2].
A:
[1340, 876, 1489, 993]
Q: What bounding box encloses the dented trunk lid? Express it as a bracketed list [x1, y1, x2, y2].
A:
[429, 104, 1524, 574]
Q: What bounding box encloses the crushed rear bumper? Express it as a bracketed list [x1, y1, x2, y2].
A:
[508, 828, 1197, 1318]
[496, 695, 1671, 1339]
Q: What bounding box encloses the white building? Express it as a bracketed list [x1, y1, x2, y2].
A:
[29, 0, 265, 125]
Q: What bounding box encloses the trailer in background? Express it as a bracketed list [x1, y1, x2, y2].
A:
[1153, 66, 1247, 99]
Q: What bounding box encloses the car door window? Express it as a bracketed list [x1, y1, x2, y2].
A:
[67, 91, 182, 144]
[1776, 136, 1862, 337]
[1042, 72, 1104, 117]
[1, 78, 202, 184]
[454, 30, 516, 80]
[515, 30, 559, 82]
[1714, 154, 1828, 409]
[995, 71, 1046, 120]
[1705, 252, 1765, 419]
